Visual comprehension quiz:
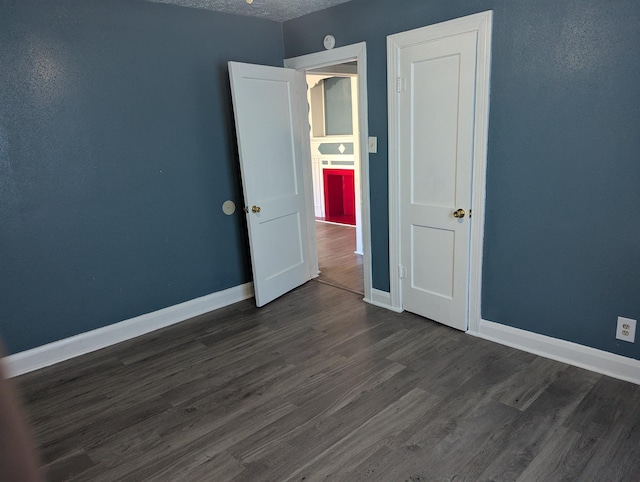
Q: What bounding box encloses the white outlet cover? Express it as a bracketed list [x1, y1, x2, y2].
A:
[368, 136, 378, 154]
[616, 316, 636, 343]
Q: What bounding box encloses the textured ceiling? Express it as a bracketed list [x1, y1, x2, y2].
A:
[146, 0, 355, 22]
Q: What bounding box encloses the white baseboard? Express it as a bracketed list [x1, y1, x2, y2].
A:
[470, 319, 640, 385]
[5, 283, 254, 378]
[364, 288, 402, 313]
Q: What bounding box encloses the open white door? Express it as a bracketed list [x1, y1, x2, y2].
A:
[228, 61, 313, 307]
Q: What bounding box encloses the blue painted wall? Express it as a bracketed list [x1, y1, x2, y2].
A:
[283, 0, 640, 360]
[0, 0, 283, 354]
[3, 0, 638, 363]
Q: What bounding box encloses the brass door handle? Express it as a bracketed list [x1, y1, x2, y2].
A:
[453, 208, 466, 218]
[251, 205, 261, 213]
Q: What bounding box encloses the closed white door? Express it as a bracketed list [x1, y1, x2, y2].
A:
[228, 61, 312, 307]
[397, 30, 479, 330]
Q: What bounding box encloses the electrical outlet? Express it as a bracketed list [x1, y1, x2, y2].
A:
[616, 316, 636, 343]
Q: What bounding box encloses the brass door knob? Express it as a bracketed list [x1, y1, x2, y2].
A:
[252, 205, 261, 213]
[453, 208, 466, 218]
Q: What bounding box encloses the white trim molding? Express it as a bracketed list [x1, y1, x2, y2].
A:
[284, 42, 373, 306]
[4, 283, 254, 378]
[387, 11, 493, 329]
[364, 288, 402, 313]
[472, 319, 640, 385]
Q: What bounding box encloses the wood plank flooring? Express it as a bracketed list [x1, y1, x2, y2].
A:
[15, 281, 640, 481]
[315, 221, 364, 295]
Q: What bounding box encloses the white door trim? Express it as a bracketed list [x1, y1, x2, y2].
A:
[285, 43, 372, 302]
[387, 11, 493, 332]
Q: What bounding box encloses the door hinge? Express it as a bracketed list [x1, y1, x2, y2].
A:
[398, 265, 407, 279]
[396, 77, 406, 93]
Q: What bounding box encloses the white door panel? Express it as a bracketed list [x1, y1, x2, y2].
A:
[229, 62, 311, 307]
[399, 31, 478, 330]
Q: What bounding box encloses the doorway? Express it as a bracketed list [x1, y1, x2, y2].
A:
[305, 62, 362, 294]
[285, 43, 372, 301]
[306, 64, 358, 229]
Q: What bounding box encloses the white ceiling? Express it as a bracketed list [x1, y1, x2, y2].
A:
[146, 0, 355, 22]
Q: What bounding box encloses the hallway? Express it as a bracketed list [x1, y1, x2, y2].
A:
[315, 221, 363, 295]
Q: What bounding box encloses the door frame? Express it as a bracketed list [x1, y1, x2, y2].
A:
[285, 42, 372, 302]
[387, 11, 492, 332]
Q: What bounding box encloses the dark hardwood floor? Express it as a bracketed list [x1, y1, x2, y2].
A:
[315, 221, 364, 295]
[14, 280, 640, 481]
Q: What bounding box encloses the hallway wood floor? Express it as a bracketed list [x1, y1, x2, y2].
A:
[315, 221, 363, 295]
[16, 282, 640, 481]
